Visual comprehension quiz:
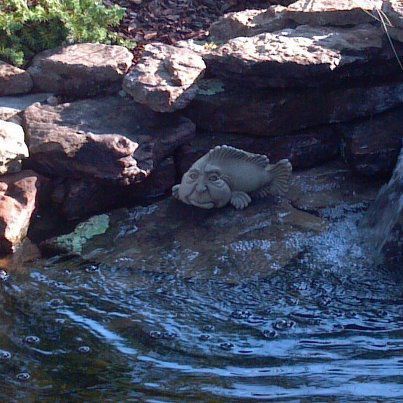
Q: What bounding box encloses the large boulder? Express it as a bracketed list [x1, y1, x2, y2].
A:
[382, 0, 403, 43]
[123, 43, 206, 112]
[0, 93, 52, 121]
[0, 171, 43, 254]
[0, 61, 33, 96]
[339, 107, 402, 176]
[22, 96, 195, 185]
[0, 120, 29, 175]
[361, 148, 402, 271]
[28, 43, 133, 98]
[40, 161, 383, 277]
[51, 157, 177, 220]
[185, 79, 403, 137]
[285, 0, 382, 26]
[209, 6, 291, 41]
[202, 24, 402, 87]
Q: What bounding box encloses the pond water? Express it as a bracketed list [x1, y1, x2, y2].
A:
[0, 208, 402, 401]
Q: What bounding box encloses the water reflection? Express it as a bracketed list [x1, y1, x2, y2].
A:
[0, 213, 402, 401]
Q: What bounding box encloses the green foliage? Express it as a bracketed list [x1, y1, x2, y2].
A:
[0, 0, 135, 67]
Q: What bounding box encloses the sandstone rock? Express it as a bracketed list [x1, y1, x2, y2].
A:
[339, 107, 402, 176]
[285, 0, 382, 26]
[52, 157, 177, 220]
[209, 6, 291, 41]
[287, 161, 383, 215]
[0, 120, 29, 175]
[123, 43, 206, 112]
[0, 239, 40, 272]
[176, 126, 341, 175]
[361, 148, 402, 271]
[42, 161, 384, 277]
[0, 62, 33, 96]
[204, 24, 399, 87]
[185, 80, 403, 137]
[42, 196, 327, 276]
[0, 93, 52, 121]
[28, 43, 133, 98]
[22, 96, 195, 185]
[0, 171, 42, 254]
[382, 0, 403, 42]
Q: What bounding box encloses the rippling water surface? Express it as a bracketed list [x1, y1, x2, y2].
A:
[0, 210, 402, 401]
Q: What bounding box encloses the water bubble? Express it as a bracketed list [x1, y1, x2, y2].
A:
[162, 332, 178, 340]
[85, 265, 99, 273]
[25, 335, 40, 344]
[149, 331, 162, 339]
[78, 346, 91, 354]
[0, 350, 11, 360]
[55, 318, 66, 324]
[262, 330, 277, 339]
[273, 319, 295, 331]
[48, 298, 63, 308]
[16, 372, 30, 381]
[231, 310, 252, 320]
[0, 269, 9, 281]
[219, 342, 234, 351]
[199, 334, 211, 341]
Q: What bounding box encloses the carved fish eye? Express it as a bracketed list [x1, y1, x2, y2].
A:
[209, 174, 219, 182]
[188, 172, 199, 180]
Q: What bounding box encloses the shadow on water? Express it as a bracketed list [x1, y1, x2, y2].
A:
[0, 207, 402, 401]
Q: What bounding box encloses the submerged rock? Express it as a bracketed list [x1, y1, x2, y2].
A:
[41, 214, 110, 255]
[0, 120, 29, 175]
[0, 61, 33, 96]
[361, 148, 402, 271]
[0, 171, 43, 254]
[28, 43, 133, 98]
[123, 43, 206, 112]
[41, 161, 383, 277]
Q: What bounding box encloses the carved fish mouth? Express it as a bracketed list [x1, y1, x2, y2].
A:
[189, 200, 215, 209]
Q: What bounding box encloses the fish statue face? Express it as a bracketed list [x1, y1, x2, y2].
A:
[178, 162, 232, 209]
[172, 145, 292, 210]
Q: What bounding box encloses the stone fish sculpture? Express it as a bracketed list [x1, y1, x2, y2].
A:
[172, 145, 292, 209]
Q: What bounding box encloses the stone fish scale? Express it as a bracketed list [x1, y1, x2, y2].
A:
[172, 145, 292, 209]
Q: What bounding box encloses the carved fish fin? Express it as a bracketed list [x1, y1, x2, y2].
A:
[251, 184, 272, 199]
[172, 184, 180, 199]
[207, 145, 270, 168]
[230, 191, 251, 210]
[266, 159, 292, 196]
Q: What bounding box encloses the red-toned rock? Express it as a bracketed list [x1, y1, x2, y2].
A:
[176, 126, 341, 175]
[123, 43, 206, 112]
[28, 43, 133, 98]
[0, 61, 33, 96]
[51, 158, 177, 220]
[185, 80, 403, 137]
[0, 171, 43, 254]
[339, 107, 402, 177]
[22, 96, 195, 185]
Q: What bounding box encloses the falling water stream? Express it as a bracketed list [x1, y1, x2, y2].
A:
[0, 206, 402, 401]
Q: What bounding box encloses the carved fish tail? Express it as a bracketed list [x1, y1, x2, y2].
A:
[266, 159, 292, 196]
